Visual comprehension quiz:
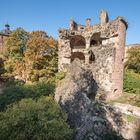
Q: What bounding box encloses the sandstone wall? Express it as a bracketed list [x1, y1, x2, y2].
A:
[58, 11, 127, 99]
[90, 45, 115, 95]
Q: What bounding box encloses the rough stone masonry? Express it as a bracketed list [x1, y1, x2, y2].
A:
[58, 10, 128, 99]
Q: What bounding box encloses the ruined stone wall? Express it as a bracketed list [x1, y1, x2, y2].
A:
[111, 20, 126, 99]
[58, 11, 127, 99]
[90, 45, 115, 94]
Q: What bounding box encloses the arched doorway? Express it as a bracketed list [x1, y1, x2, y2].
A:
[90, 33, 101, 46]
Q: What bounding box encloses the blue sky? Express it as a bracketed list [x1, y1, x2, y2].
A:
[0, 0, 140, 44]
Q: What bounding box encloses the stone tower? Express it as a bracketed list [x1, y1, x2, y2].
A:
[58, 10, 127, 99]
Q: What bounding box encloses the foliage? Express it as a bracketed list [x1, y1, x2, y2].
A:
[126, 114, 135, 123]
[3, 29, 58, 82]
[0, 81, 55, 111]
[3, 27, 28, 58]
[3, 28, 29, 77]
[23, 31, 58, 82]
[125, 46, 140, 73]
[0, 96, 73, 140]
[55, 71, 65, 85]
[123, 70, 140, 94]
[108, 69, 140, 107]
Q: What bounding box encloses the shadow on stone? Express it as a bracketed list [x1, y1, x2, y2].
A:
[55, 60, 139, 140]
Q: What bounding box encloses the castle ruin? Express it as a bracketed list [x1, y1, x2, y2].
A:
[58, 10, 128, 99]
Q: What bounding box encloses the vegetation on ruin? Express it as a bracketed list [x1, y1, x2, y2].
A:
[0, 28, 73, 140]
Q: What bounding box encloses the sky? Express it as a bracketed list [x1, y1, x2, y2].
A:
[0, 0, 140, 45]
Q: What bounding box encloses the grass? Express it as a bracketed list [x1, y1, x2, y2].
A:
[123, 69, 140, 94]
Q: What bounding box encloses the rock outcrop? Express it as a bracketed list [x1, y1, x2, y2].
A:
[55, 60, 140, 140]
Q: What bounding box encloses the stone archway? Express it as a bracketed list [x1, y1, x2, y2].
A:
[90, 33, 101, 46]
[70, 35, 86, 49]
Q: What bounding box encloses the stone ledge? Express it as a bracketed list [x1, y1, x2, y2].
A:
[113, 103, 140, 118]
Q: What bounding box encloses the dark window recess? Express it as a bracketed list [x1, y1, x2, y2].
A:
[90, 40, 98, 46]
[89, 51, 95, 63]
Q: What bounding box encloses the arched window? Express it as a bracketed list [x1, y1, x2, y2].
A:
[89, 50, 95, 64]
[70, 35, 86, 49]
[90, 33, 101, 46]
[71, 52, 85, 62]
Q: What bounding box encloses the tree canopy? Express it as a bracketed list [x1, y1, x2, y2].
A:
[0, 96, 73, 140]
[3, 29, 58, 82]
[125, 46, 140, 73]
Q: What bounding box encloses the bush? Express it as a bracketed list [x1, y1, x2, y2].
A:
[0, 81, 55, 111]
[123, 70, 140, 94]
[125, 46, 140, 73]
[55, 71, 65, 85]
[0, 96, 73, 140]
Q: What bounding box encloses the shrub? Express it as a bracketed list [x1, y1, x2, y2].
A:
[123, 70, 140, 94]
[0, 96, 73, 140]
[55, 71, 65, 85]
[126, 115, 135, 123]
[125, 46, 140, 73]
[0, 81, 55, 111]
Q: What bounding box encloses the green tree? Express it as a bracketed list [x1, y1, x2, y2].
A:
[3, 27, 29, 58]
[3, 29, 58, 82]
[3, 28, 29, 78]
[24, 31, 58, 82]
[125, 46, 140, 73]
[0, 96, 73, 140]
[0, 81, 55, 111]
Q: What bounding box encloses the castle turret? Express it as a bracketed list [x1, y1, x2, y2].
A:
[86, 18, 91, 29]
[100, 10, 109, 26]
[69, 19, 78, 30]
